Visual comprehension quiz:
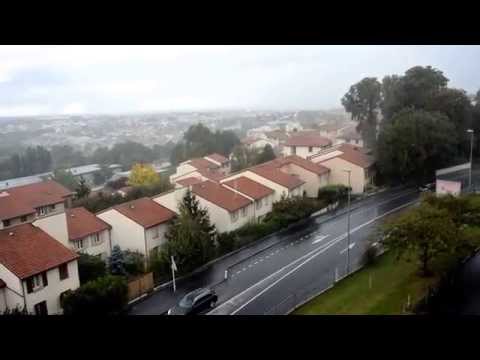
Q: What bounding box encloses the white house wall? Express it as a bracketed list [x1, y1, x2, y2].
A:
[0, 263, 24, 312]
[282, 145, 326, 159]
[319, 157, 366, 194]
[33, 212, 70, 248]
[280, 163, 328, 198]
[0, 213, 36, 230]
[97, 209, 147, 255]
[77, 229, 111, 259]
[22, 260, 80, 315]
[221, 184, 274, 222]
[153, 187, 188, 214]
[145, 223, 169, 255]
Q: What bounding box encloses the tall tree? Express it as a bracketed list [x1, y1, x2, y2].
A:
[109, 245, 127, 276]
[75, 177, 91, 199]
[256, 144, 276, 165]
[52, 169, 79, 191]
[160, 190, 216, 275]
[341, 77, 382, 150]
[128, 163, 160, 187]
[377, 109, 457, 185]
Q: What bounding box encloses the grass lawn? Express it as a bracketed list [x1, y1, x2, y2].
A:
[293, 251, 439, 315]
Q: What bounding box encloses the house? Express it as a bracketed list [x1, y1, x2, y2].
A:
[204, 153, 231, 174]
[97, 197, 176, 264]
[336, 127, 364, 147]
[0, 224, 80, 315]
[268, 155, 330, 198]
[282, 134, 332, 159]
[264, 130, 289, 147]
[34, 207, 112, 260]
[318, 123, 350, 139]
[191, 181, 254, 233]
[0, 180, 74, 230]
[169, 155, 226, 185]
[221, 176, 274, 222]
[309, 144, 375, 194]
[221, 162, 305, 202]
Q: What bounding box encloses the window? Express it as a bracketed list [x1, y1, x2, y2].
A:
[256, 200, 262, 210]
[230, 211, 238, 223]
[308, 146, 313, 153]
[241, 207, 247, 217]
[74, 238, 85, 250]
[50, 204, 56, 211]
[3, 219, 10, 227]
[20, 215, 27, 222]
[292, 146, 296, 155]
[34, 301, 48, 316]
[59, 263, 69, 281]
[264, 196, 269, 206]
[37, 206, 47, 216]
[152, 226, 159, 239]
[91, 233, 101, 245]
[26, 273, 48, 294]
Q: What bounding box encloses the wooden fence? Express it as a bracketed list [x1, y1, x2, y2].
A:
[127, 272, 154, 302]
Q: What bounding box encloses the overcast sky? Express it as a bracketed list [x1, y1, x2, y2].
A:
[0, 45, 479, 117]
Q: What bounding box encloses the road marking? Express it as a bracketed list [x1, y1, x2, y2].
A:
[236, 271, 241, 275]
[254, 261, 258, 265]
[248, 264, 253, 268]
[270, 252, 275, 256]
[259, 258, 264, 262]
[211, 198, 418, 315]
[242, 268, 247, 271]
[312, 234, 329, 244]
[340, 242, 356, 254]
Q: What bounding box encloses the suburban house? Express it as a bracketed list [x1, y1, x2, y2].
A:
[264, 130, 289, 147]
[336, 127, 364, 147]
[221, 176, 274, 222]
[0, 224, 80, 315]
[0, 180, 74, 230]
[169, 155, 226, 186]
[191, 180, 254, 233]
[204, 153, 231, 174]
[267, 155, 330, 198]
[97, 197, 176, 264]
[282, 134, 332, 159]
[221, 162, 305, 202]
[309, 144, 376, 194]
[34, 207, 112, 260]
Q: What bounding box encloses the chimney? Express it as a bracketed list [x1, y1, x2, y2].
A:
[8, 232, 14, 236]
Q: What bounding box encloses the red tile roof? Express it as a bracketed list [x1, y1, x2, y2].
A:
[205, 153, 229, 164]
[114, 197, 176, 229]
[188, 158, 219, 170]
[222, 176, 274, 200]
[197, 168, 226, 182]
[176, 176, 204, 187]
[66, 207, 111, 241]
[0, 224, 79, 279]
[280, 155, 330, 175]
[336, 144, 375, 168]
[250, 164, 305, 190]
[284, 134, 332, 148]
[0, 180, 73, 221]
[265, 130, 289, 141]
[192, 181, 252, 212]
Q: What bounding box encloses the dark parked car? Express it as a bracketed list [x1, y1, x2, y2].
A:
[167, 288, 218, 315]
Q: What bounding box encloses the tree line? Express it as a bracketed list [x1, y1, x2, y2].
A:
[342, 65, 480, 185]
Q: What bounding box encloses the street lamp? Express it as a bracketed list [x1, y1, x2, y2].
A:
[343, 169, 352, 274]
[467, 129, 474, 191]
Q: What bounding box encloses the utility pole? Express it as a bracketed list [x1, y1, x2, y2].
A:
[468, 129, 474, 191]
[343, 169, 352, 274]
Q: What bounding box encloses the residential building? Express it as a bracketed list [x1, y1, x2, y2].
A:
[204, 153, 231, 174]
[0, 180, 74, 230]
[309, 144, 375, 194]
[34, 207, 112, 260]
[97, 197, 176, 264]
[0, 224, 80, 315]
[336, 127, 364, 147]
[169, 155, 226, 185]
[221, 176, 274, 222]
[282, 134, 332, 159]
[191, 181, 254, 233]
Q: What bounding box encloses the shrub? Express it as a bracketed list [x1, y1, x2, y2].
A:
[362, 242, 379, 266]
[216, 232, 237, 255]
[61, 275, 128, 315]
[318, 184, 351, 205]
[109, 245, 127, 276]
[78, 253, 107, 284]
[148, 250, 171, 284]
[123, 250, 145, 277]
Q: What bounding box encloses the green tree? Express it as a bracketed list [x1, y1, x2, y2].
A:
[341, 77, 382, 150]
[51, 145, 86, 169]
[256, 144, 276, 165]
[109, 245, 127, 276]
[231, 144, 260, 172]
[158, 190, 216, 275]
[52, 169, 79, 191]
[377, 109, 457, 185]
[61, 275, 128, 315]
[75, 177, 91, 199]
[382, 202, 457, 277]
[77, 253, 107, 284]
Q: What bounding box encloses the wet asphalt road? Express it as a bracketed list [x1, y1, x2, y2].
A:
[129, 186, 419, 315]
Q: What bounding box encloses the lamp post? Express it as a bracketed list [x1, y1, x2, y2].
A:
[467, 129, 474, 192]
[343, 169, 352, 274]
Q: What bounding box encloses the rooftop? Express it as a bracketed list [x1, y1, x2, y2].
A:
[192, 181, 252, 212]
[176, 176, 204, 187]
[0, 180, 74, 221]
[284, 134, 332, 148]
[188, 158, 219, 170]
[66, 207, 111, 241]
[279, 155, 331, 175]
[113, 197, 176, 228]
[250, 164, 305, 190]
[205, 153, 229, 164]
[222, 176, 274, 200]
[0, 224, 79, 279]
[311, 143, 375, 169]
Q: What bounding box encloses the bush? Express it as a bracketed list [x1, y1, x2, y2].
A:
[216, 232, 237, 255]
[148, 250, 171, 284]
[123, 250, 145, 277]
[78, 253, 107, 284]
[362, 242, 379, 266]
[318, 184, 351, 205]
[109, 245, 127, 276]
[61, 275, 128, 315]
